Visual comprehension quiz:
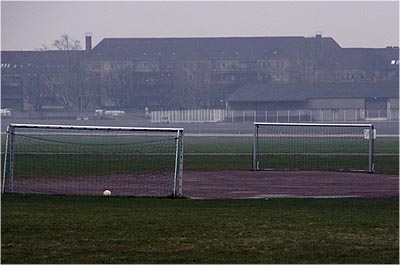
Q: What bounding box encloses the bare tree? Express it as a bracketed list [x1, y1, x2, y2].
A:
[103, 66, 138, 107]
[35, 44, 50, 51]
[53, 34, 81, 50]
[38, 34, 82, 51]
[21, 73, 47, 111]
[171, 62, 213, 108]
[50, 66, 100, 112]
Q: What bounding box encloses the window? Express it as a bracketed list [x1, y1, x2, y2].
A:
[91, 63, 100, 70]
[104, 63, 111, 70]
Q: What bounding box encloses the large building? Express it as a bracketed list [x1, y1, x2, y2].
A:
[1, 34, 399, 117]
[226, 82, 398, 121]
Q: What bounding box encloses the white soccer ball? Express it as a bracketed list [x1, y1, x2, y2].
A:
[103, 189, 111, 196]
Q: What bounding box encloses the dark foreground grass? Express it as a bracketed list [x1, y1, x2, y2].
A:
[1, 195, 398, 264]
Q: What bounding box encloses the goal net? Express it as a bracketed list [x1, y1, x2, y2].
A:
[2, 124, 184, 197]
[253, 122, 375, 172]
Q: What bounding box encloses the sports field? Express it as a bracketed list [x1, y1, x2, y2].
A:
[1, 196, 398, 263]
[1, 134, 399, 263]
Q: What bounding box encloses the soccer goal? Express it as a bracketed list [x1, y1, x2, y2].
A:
[2, 124, 184, 197]
[253, 122, 375, 173]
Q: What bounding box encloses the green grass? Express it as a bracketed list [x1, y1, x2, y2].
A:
[184, 136, 399, 154]
[2, 136, 398, 177]
[1, 195, 398, 264]
[1, 135, 398, 263]
[11, 154, 175, 178]
[186, 137, 399, 174]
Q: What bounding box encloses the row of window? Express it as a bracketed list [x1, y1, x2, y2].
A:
[89, 60, 288, 71]
[1, 63, 21, 69]
[1, 63, 68, 69]
[217, 61, 286, 69]
[341, 73, 366, 81]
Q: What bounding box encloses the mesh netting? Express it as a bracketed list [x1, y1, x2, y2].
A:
[3, 126, 182, 197]
[255, 123, 373, 172]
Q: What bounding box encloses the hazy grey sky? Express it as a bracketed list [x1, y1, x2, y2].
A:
[1, 1, 399, 51]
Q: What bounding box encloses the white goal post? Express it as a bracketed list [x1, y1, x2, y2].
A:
[2, 124, 184, 197]
[253, 122, 375, 173]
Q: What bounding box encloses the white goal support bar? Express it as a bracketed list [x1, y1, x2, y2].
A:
[7, 124, 184, 132]
[254, 122, 374, 128]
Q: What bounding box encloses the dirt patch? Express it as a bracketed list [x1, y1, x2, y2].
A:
[183, 170, 399, 199]
[10, 173, 175, 197]
[8, 170, 398, 199]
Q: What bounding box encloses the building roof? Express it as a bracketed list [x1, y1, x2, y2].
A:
[1, 50, 85, 73]
[90, 36, 341, 61]
[226, 82, 399, 102]
[332, 47, 399, 70]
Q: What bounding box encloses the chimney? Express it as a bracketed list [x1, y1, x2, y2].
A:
[85, 32, 92, 51]
[316, 31, 322, 38]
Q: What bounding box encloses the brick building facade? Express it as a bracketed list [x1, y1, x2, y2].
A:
[1, 34, 399, 112]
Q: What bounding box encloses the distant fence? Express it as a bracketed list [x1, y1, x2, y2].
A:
[150, 108, 399, 123]
[229, 109, 399, 123]
[150, 109, 226, 123]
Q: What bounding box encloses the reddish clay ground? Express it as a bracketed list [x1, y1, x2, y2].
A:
[183, 170, 399, 199]
[9, 170, 398, 199]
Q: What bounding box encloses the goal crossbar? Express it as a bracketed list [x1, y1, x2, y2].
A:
[8, 124, 184, 132]
[254, 122, 373, 128]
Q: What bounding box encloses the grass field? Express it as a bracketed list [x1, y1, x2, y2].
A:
[2, 136, 399, 176]
[1, 195, 398, 264]
[185, 136, 399, 174]
[1, 135, 399, 263]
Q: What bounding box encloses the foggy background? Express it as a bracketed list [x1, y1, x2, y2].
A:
[1, 1, 399, 136]
[2, 1, 399, 51]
